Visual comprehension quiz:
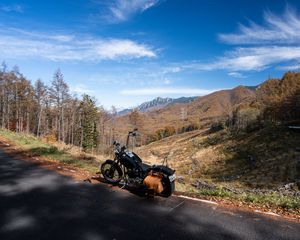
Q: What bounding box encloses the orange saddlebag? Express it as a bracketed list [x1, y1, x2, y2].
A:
[143, 171, 164, 194]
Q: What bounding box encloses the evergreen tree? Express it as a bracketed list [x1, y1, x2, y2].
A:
[79, 94, 98, 151]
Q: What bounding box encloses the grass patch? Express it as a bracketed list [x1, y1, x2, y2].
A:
[0, 129, 99, 173]
[241, 192, 300, 210]
[0, 129, 49, 149]
[177, 181, 299, 211]
[198, 189, 300, 210]
[197, 188, 234, 198]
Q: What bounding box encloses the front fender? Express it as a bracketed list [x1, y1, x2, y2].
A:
[100, 159, 120, 170]
[103, 159, 116, 165]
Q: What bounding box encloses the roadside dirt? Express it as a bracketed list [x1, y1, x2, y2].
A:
[0, 135, 299, 223]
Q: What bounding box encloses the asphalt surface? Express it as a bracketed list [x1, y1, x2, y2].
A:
[0, 148, 299, 240]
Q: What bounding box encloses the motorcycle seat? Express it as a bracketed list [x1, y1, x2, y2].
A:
[140, 163, 151, 172]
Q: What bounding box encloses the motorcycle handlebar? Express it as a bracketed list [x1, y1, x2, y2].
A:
[113, 141, 126, 153]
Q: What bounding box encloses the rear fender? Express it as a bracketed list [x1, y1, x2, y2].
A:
[151, 165, 175, 176]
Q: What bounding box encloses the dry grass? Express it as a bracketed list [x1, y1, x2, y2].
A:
[0, 129, 109, 173]
[136, 126, 300, 191]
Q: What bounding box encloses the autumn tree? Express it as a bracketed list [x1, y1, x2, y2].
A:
[109, 106, 117, 144]
[49, 69, 70, 141]
[34, 79, 47, 136]
[0, 64, 111, 152]
[257, 72, 300, 124]
[129, 109, 141, 129]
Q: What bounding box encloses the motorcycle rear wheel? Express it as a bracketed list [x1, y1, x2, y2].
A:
[101, 161, 123, 184]
[160, 177, 175, 197]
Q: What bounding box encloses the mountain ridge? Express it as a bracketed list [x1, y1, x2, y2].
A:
[118, 96, 197, 115]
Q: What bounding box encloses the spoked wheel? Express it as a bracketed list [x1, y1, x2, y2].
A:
[101, 161, 123, 184]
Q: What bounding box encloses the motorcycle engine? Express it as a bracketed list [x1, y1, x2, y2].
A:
[127, 177, 143, 186]
[126, 169, 144, 187]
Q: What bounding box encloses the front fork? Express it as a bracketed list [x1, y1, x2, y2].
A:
[119, 165, 128, 189]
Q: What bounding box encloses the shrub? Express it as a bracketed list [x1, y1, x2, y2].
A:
[155, 126, 176, 140]
[209, 121, 225, 133]
[178, 123, 199, 134]
[44, 133, 57, 143]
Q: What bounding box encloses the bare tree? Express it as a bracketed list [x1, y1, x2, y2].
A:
[49, 69, 70, 141]
[34, 79, 47, 136]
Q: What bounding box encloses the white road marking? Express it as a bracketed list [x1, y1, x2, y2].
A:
[254, 210, 280, 217]
[169, 200, 185, 212]
[176, 195, 218, 205]
[176, 196, 282, 218]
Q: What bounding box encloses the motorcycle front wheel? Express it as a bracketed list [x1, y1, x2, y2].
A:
[101, 161, 123, 184]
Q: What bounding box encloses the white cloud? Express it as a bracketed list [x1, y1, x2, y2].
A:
[0, 28, 156, 61]
[104, 0, 160, 23]
[219, 7, 300, 45]
[188, 46, 300, 72]
[71, 84, 94, 95]
[3, 28, 75, 42]
[207, 7, 300, 72]
[0, 4, 23, 13]
[276, 64, 300, 71]
[49, 35, 75, 42]
[120, 88, 217, 96]
[93, 39, 155, 59]
[162, 78, 172, 84]
[159, 8, 300, 74]
[228, 72, 247, 78]
[162, 66, 182, 74]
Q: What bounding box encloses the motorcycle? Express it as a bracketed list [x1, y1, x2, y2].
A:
[100, 129, 176, 197]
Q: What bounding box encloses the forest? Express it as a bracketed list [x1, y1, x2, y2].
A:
[0, 62, 114, 153]
[1, 61, 300, 155]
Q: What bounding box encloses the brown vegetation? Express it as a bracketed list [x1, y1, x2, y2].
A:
[113, 86, 257, 144]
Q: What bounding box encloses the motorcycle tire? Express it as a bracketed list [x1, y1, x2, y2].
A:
[101, 160, 123, 184]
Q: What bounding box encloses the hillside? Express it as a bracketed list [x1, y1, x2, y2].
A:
[113, 86, 256, 143]
[109, 72, 300, 199]
[135, 126, 300, 191]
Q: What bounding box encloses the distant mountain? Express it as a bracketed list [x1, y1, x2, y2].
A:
[117, 108, 132, 116]
[118, 96, 197, 115]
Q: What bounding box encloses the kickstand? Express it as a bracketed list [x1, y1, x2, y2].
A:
[120, 179, 126, 189]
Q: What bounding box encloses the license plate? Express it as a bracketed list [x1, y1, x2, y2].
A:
[169, 174, 176, 182]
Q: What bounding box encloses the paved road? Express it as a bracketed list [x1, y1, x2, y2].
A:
[0, 148, 299, 240]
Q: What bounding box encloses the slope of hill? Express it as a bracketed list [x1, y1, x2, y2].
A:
[135, 126, 300, 191]
[113, 86, 256, 143]
[132, 72, 300, 192]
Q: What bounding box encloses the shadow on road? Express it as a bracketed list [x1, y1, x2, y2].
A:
[0, 149, 299, 240]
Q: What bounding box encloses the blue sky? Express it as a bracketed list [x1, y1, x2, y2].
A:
[1, 0, 300, 109]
